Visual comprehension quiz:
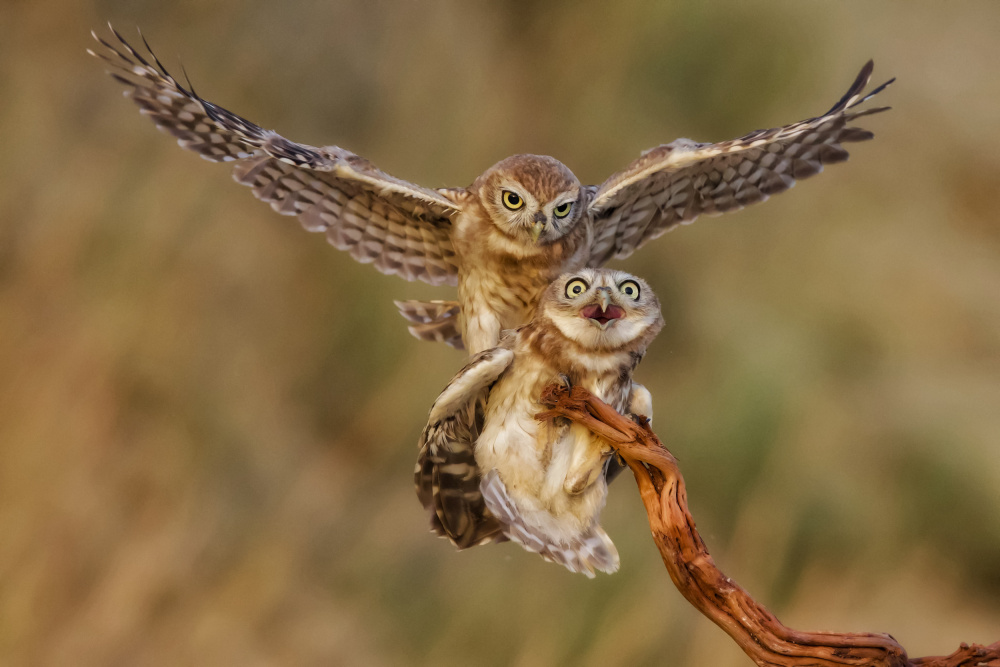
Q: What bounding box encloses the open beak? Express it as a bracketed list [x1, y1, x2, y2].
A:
[581, 288, 625, 329]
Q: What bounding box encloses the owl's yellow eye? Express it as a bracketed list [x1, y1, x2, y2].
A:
[553, 201, 573, 218]
[502, 191, 524, 210]
[619, 280, 641, 300]
[565, 278, 589, 298]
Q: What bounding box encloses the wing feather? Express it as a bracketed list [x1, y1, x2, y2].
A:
[91, 25, 463, 286]
[394, 300, 464, 349]
[587, 61, 894, 266]
[415, 348, 514, 548]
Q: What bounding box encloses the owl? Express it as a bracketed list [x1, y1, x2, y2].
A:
[92, 27, 892, 355]
[414, 269, 663, 576]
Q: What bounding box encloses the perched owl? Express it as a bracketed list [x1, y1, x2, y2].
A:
[92, 27, 891, 354]
[414, 269, 663, 576]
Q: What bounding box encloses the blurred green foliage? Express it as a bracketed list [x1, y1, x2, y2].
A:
[1, 1, 999, 664]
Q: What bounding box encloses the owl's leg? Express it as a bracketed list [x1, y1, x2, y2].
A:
[629, 382, 653, 424]
[462, 305, 503, 355]
[563, 426, 611, 495]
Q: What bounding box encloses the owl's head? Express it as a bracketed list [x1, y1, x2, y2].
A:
[474, 154, 583, 245]
[538, 269, 663, 351]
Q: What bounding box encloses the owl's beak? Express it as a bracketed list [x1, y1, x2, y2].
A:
[530, 220, 545, 244]
[596, 288, 611, 312]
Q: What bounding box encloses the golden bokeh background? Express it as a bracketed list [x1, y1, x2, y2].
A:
[2, 1, 999, 664]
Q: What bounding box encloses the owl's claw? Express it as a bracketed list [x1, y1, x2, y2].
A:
[555, 374, 573, 391]
[630, 413, 651, 427]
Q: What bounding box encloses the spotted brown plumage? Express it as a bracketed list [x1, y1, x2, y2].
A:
[415, 270, 663, 576]
[92, 26, 892, 354]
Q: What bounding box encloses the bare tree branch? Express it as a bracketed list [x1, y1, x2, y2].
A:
[536, 384, 1000, 667]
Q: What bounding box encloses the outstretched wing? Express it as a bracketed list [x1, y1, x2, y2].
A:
[587, 61, 894, 266]
[415, 347, 514, 549]
[90, 26, 464, 286]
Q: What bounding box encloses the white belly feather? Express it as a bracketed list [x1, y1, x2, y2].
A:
[475, 361, 626, 546]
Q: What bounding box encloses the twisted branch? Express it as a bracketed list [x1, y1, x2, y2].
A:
[536, 384, 1000, 667]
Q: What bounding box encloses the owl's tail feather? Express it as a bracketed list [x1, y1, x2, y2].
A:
[480, 470, 620, 578]
[394, 300, 465, 350]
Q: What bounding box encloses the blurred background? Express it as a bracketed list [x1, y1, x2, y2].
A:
[2, 0, 999, 664]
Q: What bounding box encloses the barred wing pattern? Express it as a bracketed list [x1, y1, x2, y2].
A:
[394, 300, 465, 350]
[587, 61, 894, 266]
[415, 348, 514, 549]
[91, 27, 462, 286]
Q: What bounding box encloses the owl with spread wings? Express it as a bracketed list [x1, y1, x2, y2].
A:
[92, 27, 892, 355]
[415, 269, 663, 576]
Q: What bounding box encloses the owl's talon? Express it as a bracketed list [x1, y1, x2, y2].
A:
[555, 374, 573, 391]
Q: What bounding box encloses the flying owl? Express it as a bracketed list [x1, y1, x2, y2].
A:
[414, 269, 663, 576]
[92, 27, 892, 355]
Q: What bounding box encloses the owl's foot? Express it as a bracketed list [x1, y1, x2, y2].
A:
[564, 446, 609, 496]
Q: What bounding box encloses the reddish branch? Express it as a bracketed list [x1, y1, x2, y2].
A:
[536, 384, 1000, 667]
